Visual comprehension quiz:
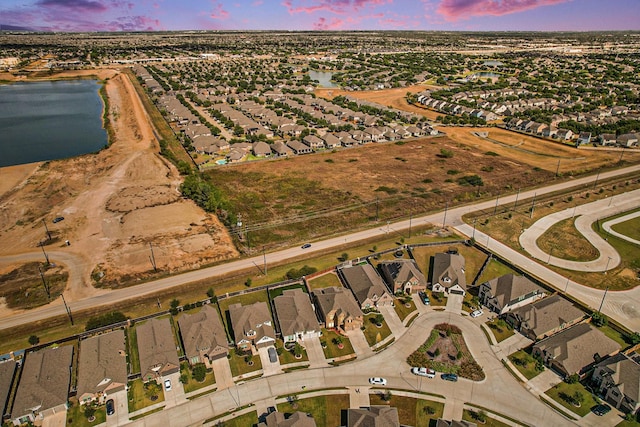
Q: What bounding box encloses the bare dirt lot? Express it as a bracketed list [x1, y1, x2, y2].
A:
[0, 69, 238, 314]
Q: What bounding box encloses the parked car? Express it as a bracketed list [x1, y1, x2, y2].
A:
[106, 399, 115, 416]
[592, 404, 611, 416]
[164, 379, 172, 391]
[268, 347, 278, 363]
[441, 373, 458, 382]
[419, 292, 430, 305]
[301, 243, 311, 249]
[411, 367, 436, 378]
[368, 377, 387, 386]
[470, 309, 483, 318]
[52, 216, 65, 223]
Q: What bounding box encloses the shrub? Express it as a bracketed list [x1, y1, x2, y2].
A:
[192, 363, 207, 382]
[28, 335, 39, 346]
[438, 148, 454, 158]
[85, 311, 128, 331]
[457, 175, 484, 187]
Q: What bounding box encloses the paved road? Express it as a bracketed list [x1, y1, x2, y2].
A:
[603, 209, 640, 245]
[124, 310, 573, 427]
[1, 164, 639, 333]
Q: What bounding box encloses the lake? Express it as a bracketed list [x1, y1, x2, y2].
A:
[0, 79, 107, 167]
[308, 70, 338, 88]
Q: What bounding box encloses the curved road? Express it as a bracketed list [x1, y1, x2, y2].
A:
[1, 163, 640, 333]
[603, 209, 640, 246]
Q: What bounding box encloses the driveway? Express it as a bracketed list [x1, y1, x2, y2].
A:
[42, 409, 66, 427]
[162, 371, 186, 407]
[106, 388, 129, 427]
[304, 336, 329, 369]
[210, 356, 234, 390]
[377, 305, 405, 337]
[445, 293, 464, 313]
[258, 346, 282, 377]
[345, 328, 374, 359]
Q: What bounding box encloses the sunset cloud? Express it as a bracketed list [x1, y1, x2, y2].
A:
[313, 16, 345, 29]
[36, 0, 108, 12]
[210, 1, 230, 19]
[283, 0, 390, 15]
[436, 0, 571, 21]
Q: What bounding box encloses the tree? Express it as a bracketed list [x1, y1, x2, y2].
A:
[170, 299, 180, 309]
[206, 287, 215, 298]
[179, 373, 189, 384]
[476, 410, 487, 422]
[382, 390, 393, 402]
[592, 312, 608, 327]
[192, 363, 207, 382]
[572, 391, 584, 406]
[28, 335, 39, 346]
[245, 277, 252, 287]
[84, 405, 96, 420]
[293, 342, 304, 358]
[565, 373, 579, 384]
[374, 314, 384, 326]
[144, 382, 161, 400]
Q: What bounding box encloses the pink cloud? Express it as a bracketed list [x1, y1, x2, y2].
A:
[283, 0, 391, 15]
[313, 16, 345, 29]
[437, 0, 571, 21]
[210, 0, 230, 19]
[36, 0, 108, 12]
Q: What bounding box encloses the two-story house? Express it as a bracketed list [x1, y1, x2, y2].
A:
[478, 274, 545, 314]
[378, 259, 427, 295]
[229, 301, 276, 352]
[178, 305, 229, 367]
[339, 263, 394, 310]
[430, 252, 466, 296]
[273, 289, 320, 343]
[313, 287, 364, 332]
[592, 350, 640, 415]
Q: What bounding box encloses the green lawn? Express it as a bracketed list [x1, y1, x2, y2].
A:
[180, 362, 216, 393]
[220, 411, 259, 427]
[508, 349, 544, 380]
[485, 318, 515, 343]
[363, 314, 393, 347]
[126, 327, 140, 375]
[268, 283, 307, 299]
[127, 379, 165, 413]
[425, 289, 447, 307]
[598, 324, 629, 348]
[476, 258, 517, 285]
[462, 409, 512, 427]
[66, 401, 106, 427]
[545, 381, 599, 417]
[320, 329, 356, 359]
[228, 350, 263, 378]
[276, 339, 310, 364]
[369, 394, 444, 427]
[617, 417, 640, 427]
[393, 297, 417, 321]
[611, 212, 640, 241]
[307, 272, 342, 290]
[277, 394, 349, 427]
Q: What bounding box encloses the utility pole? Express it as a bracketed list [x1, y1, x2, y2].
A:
[593, 169, 600, 190]
[263, 246, 267, 276]
[41, 244, 50, 266]
[493, 193, 500, 216]
[42, 219, 52, 241]
[149, 242, 157, 272]
[61, 294, 74, 325]
[513, 188, 520, 211]
[555, 159, 561, 177]
[472, 218, 477, 241]
[375, 196, 379, 222]
[530, 193, 536, 219]
[38, 264, 50, 299]
[598, 286, 609, 313]
[443, 200, 448, 229]
[408, 205, 412, 239]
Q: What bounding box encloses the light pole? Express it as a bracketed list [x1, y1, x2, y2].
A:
[604, 256, 612, 274]
[443, 200, 448, 229]
[547, 247, 553, 265]
[472, 218, 477, 241]
[564, 277, 570, 293]
[598, 286, 609, 313]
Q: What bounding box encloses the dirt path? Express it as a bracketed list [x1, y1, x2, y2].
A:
[0, 68, 238, 311]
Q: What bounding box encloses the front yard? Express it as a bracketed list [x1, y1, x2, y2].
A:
[320, 328, 356, 359]
[393, 296, 417, 321]
[180, 362, 216, 393]
[486, 317, 515, 343]
[277, 394, 349, 427]
[277, 339, 310, 364]
[362, 313, 393, 346]
[369, 393, 444, 427]
[545, 381, 599, 417]
[66, 400, 106, 427]
[228, 349, 263, 378]
[127, 379, 165, 413]
[508, 348, 544, 380]
[462, 409, 511, 427]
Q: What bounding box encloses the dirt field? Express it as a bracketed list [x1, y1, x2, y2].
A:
[0, 68, 238, 313]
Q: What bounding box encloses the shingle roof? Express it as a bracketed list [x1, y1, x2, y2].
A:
[511, 294, 585, 337]
[77, 330, 128, 399]
[347, 405, 400, 427]
[378, 259, 426, 289]
[260, 411, 317, 427]
[273, 289, 318, 337]
[595, 351, 640, 404]
[178, 305, 229, 361]
[229, 301, 274, 345]
[137, 318, 180, 379]
[484, 274, 543, 308]
[314, 287, 363, 321]
[432, 253, 466, 290]
[0, 360, 17, 416]
[12, 346, 73, 419]
[340, 264, 390, 307]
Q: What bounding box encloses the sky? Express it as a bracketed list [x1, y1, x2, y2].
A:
[1, 0, 639, 33]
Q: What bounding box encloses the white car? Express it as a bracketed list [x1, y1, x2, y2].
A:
[470, 309, 483, 318]
[164, 379, 172, 391]
[411, 367, 436, 378]
[368, 377, 387, 386]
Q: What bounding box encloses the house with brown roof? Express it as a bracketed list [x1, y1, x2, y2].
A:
[0, 359, 16, 420]
[436, 420, 477, 427]
[378, 259, 426, 295]
[339, 264, 394, 309]
[137, 317, 180, 383]
[11, 346, 74, 425]
[303, 134, 325, 149]
[287, 140, 313, 155]
[347, 406, 400, 427]
[178, 305, 229, 367]
[504, 294, 585, 341]
[229, 301, 275, 352]
[258, 411, 317, 427]
[77, 330, 128, 405]
[430, 252, 466, 296]
[313, 287, 363, 332]
[273, 289, 320, 344]
[592, 349, 640, 414]
[533, 323, 620, 377]
[252, 141, 272, 157]
[478, 274, 545, 314]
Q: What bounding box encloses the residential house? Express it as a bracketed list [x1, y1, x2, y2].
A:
[137, 317, 181, 383]
[556, 129, 574, 141]
[592, 350, 640, 414]
[339, 264, 394, 309]
[347, 406, 400, 427]
[273, 289, 320, 343]
[618, 133, 639, 147]
[272, 140, 294, 157]
[252, 141, 272, 157]
[322, 133, 341, 149]
[504, 294, 585, 341]
[378, 259, 427, 295]
[178, 305, 229, 367]
[76, 330, 128, 405]
[436, 420, 477, 427]
[599, 133, 618, 146]
[11, 346, 74, 425]
[576, 132, 592, 145]
[0, 360, 16, 419]
[302, 135, 325, 149]
[287, 140, 313, 155]
[229, 301, 276, 352]
[430, 252, 466, 296]
[478, 274, 545, 314]
[313, 287, 364, 332]
[258, 411, 317, 427]
[533, 323, 620, 377]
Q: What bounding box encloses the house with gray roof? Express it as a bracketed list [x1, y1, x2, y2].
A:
[347, 406, 400, 427]
[313, 287, 363, 332]
[378, 259, 426, 295]
[11, 345, 74, 425]
[252, 140, 272, 157]
[592, 349, 640, 414]
[229, 301, 275, 352]
[302, 135, 325, 149]
[77, 330, 128, 405]
[258, 411, 317, 427]
[287, 140, 313, 155]
[431, 252, 466, 296]
[178, 304, 229, 367]
[137, 317, 180, 383]
[504, 294, 585, 341]
[273, 289, 320, 344]
[478, 274, 545, 315]
[533, 323, 620, 377]
[0, 359, 16, 419]
[339, 264, 394, 309]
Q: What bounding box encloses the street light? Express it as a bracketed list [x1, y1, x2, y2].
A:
[604, 256, 612, 274]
